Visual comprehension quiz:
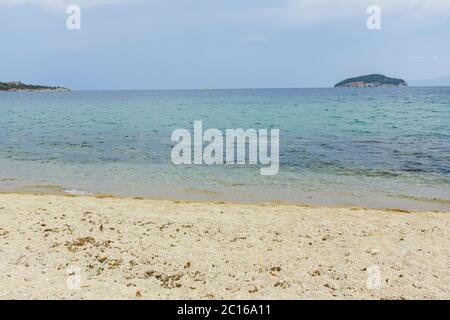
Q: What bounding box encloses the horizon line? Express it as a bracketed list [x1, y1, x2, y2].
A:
[51, 84, 450, 92]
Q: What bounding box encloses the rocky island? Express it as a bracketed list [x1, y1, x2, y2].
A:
[335, 74, 408, 88]
[0, 81, 70, 92]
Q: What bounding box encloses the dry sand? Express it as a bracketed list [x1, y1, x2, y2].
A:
[0, 193, 448, 300]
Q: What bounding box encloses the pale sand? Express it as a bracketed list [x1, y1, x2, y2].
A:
[0, 193, 448, 300]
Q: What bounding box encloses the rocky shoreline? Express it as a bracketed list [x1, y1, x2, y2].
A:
[0, 81, 70, 92]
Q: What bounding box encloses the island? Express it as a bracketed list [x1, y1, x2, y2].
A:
[334, 74, 408, 88]
[0, 81, 70, 92]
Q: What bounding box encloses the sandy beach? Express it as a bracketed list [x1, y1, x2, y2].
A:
[0, 193, 448, 300]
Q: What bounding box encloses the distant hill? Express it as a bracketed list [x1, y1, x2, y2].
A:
[407, 75, 450, 87]
[335, 74, 408, 88]
[0, 81, 70, 92]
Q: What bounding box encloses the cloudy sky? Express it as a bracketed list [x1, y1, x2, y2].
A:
[1, 0, 450, 89]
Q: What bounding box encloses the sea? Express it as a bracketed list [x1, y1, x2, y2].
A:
[1, 87, 449, 210]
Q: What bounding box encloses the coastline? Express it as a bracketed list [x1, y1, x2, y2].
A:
[0, 88, 70, 93]
[0, 189, 449, 213]
[0, 192, 448, 299]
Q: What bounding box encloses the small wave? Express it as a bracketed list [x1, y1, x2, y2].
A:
[394, 194, 450, 205]
[64, 189, 91, 195]
[183, 188, 219, 195]
[23, 184, 65, 193]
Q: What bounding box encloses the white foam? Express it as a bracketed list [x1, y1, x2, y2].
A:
[64, 189, 91, 195]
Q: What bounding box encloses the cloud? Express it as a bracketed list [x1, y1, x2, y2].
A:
[3, 0, 450, 16]
[234, 34, 270, 44]
[239, 0, 450, 27]
[2, 0, 450, 27]
[408, 55, 425, 60]
[0, 0, 135, 9]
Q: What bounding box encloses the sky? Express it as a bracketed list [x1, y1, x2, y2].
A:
[1, 0, 450, 90]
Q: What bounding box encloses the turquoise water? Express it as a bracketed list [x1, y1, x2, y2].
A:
[1, 88, 449, 210]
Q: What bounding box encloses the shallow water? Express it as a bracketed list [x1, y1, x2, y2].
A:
[1, 87, 449, 210]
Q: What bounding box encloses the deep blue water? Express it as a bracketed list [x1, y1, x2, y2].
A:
[0, 87, 449, 210]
